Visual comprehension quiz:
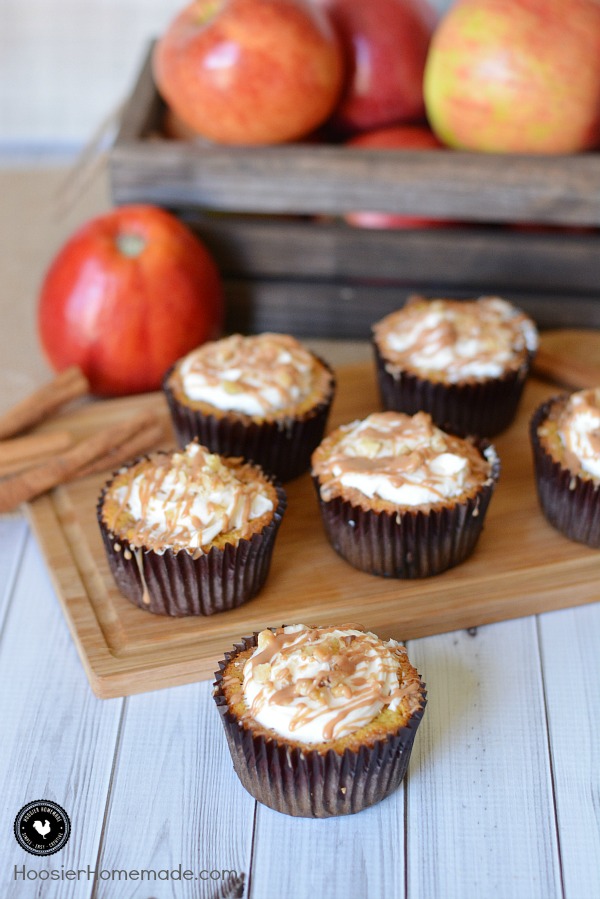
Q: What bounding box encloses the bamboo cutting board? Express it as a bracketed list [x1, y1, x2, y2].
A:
[26, 362, 600, 699]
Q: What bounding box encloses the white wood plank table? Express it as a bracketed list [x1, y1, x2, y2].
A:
[0, 513, 598, 899]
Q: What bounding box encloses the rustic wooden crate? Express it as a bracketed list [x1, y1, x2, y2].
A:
[109, 46, 600, 337]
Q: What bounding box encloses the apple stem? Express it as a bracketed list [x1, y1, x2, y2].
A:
[116, 233, 146, 258]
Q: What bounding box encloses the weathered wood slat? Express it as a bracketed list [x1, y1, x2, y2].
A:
[0, 534, 123, 899]
[95, 680, 254, 899]
[112, 44, 163, 145]
[538, 604, 600, 899]
[184, 215, 600, 293]
[223, 280, 600, 337]
[406, 619, 562, 899]
[111, 138, 600, 225]
[0, 517, 28, 632]
[250, 781, 405, 899]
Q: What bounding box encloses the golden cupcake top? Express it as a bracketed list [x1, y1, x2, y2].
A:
[540, 388, 600, 480]
[235, 624, 423, 745]
[170, 332, 332, 418]
[373, 295, 538, 383]
[312, 411, 495, 510]
[101, 442, 276, 554]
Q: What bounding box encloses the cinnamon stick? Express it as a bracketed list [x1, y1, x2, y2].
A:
[0, 430, 73, 468]
[68, 419, 166, 480]
[0, 367, 89, 440]
[0, 410, 159, 512]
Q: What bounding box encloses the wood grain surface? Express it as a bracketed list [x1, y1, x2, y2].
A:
[223, 280, 600, 337]
[184, 214, 600, 293]
[24, 361, 600, 699]
[0, 536, 124, 896]
[407, 620, 561, 899]
[533, 328, 600, 388]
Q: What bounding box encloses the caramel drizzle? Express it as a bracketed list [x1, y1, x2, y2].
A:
[243, 625, 423, 741]
[133, 547, 151, 606]
[313, 412, 490, 501]
[374, 296, 533, 374]
[103, 445, 268, 553]
[178, 333, 317, 414]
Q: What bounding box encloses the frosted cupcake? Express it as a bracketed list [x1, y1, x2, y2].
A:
[372, 295, 538, 437]
[163, 333, 335, 481]
[97, 441, 286, 616]
[312, 410, 500, 577]
[213, 623, 426, 817]
[531, 387, 600, 547]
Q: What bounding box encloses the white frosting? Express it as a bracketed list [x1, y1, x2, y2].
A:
[376, 297, 538, 382]
[316, 412, 473, 506]
[110, 443, 274, 553]
[242, 625, 406, 744]
[177, 333, 317, 416]
[558, 389, 600, 478]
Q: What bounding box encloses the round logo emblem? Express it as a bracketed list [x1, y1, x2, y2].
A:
[14, 801, 71, 856]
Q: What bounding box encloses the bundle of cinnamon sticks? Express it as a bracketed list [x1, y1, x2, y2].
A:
[0, 366, 165, 513]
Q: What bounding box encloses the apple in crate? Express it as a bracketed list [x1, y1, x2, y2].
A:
[424, 0, 600, 153]
[317, 0, 437, 135]
[344, 124, 452, 229]
[153, 0, 344, 145]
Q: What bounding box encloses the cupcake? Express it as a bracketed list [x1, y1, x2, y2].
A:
[163, 332, 335, 482]
[372, 295, 538, 437]
[97, 441, 286, 616]
[530, 387, 600, 547]
[213, 623, 426, 818]
[312, 410, 500, 578]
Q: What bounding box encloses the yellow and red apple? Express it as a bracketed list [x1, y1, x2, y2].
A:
[424, 0, 600, 154]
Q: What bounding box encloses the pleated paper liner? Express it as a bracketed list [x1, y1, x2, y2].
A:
[530, 398, 600, 548]
[373, 342, 533, 438]
[213, 632, 426, 818]
[162, 359, 336, 482]
[96, 467, 287, 617]
[312, 445, 500, 579]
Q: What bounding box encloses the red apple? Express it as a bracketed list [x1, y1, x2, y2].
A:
[38, 205, 224, 396]
[317, 0, 437, 135]
[424, 0, 600, 154]
[345, 125, 454, 229]
[153, 0, 344, 146]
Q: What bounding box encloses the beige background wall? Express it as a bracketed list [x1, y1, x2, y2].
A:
[0, 0, 451, 158]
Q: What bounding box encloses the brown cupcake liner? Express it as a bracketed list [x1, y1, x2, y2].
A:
[162, 359, 336, 482]
[312, 445, 500, 578]
[373, 341, 533, 438]
[530, 398, 600, 548]
[97, 466, 287, 616]
[213, 632, 426, 818]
